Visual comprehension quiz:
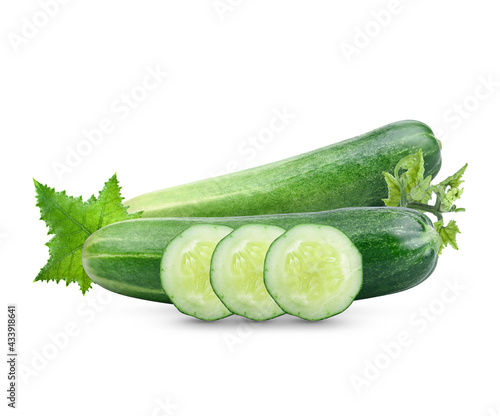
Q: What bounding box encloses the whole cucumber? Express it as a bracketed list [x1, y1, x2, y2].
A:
[125, 120, 441, 217]
[82, 207, 441, 303]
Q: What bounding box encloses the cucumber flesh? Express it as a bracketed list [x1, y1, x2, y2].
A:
[264, 224, 363, 321]
[161, 224, 233, 321]
[211, 224, 286, 321]
[83, 207, 439, 305]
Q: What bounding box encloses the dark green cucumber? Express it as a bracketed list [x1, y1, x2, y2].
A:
[82, 207, 441, 303]
[125, 120, 441, 217]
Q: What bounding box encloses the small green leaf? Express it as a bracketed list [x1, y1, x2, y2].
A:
[441, 187, 464, 212]
[34, 174, 141, 294]
[403, 149, 425, 194]
[382, 171, 401, 207]
[431, 163, 467, 213]
[438, 163, 468, 189]
[409, 174, 433, 203]
[434, 219, 460, 255]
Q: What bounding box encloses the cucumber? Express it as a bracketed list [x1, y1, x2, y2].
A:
[82, 207, 441, 304]
[210, 224, 286, 321]
[264, 224, 363, 321]
[160, 224, 233, 321]
[125, 120, 441, 217]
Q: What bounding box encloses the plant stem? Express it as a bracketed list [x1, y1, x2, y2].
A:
[406, 202, 443, 222]
[399, 176, 407, 207]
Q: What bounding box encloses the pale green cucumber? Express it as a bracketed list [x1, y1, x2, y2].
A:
[160, 224, 233, 321]
[210, 224, 286, 321]
[125, 120, 442, 217]
[264, 224, 363, 321]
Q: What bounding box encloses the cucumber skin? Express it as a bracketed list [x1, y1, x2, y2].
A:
[125, 120, 441, 218]
[82, 207, 441, 304]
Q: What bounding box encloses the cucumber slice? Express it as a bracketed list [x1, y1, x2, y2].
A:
[161, 224, 233, 321]
[264, 224, 363, 321]
[211, 224, 286, 321]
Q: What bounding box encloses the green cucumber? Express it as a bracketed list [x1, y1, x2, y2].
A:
[210, 224, 286, 321]
[82, 207, 441, 304]
[161, 224, 233, 321]
[264, 224, 363, 321]
[125, 120, 441, 217]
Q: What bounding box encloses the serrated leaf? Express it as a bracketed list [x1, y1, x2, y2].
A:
[441, 187, 464, 212]
[34, 174, 141, 294]
[384, 149, 467, 256]
[384, 149, 432, 206]
[438, 163, 468, 189]
[403, 149, 425, 194]
[382, 171, 401, 207]
[409, 174, 433, 204]
[434, 219, 460, 255]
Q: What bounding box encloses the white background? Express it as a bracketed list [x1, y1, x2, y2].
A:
[1, 1, 499, 415]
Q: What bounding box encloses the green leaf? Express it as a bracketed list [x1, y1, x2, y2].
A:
[401, 149, 432, 204]
[437, 163, 468, 189]
[431, 164, 468, 213]
[383, 149, 432, 206]
[434, 219, 461, 254]
[382, 171, 401, 207]
[383, 149, 466, 255]
[441, 187, 464, 212]
[34, 174, 141, 294]
[409, 174, 433, 204]
[403, 149, 425, 193]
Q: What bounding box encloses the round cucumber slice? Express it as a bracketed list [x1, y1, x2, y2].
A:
[161, 224, 233, 321]
[264, 224, 363, 321]
[211, 224, 286, 321]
